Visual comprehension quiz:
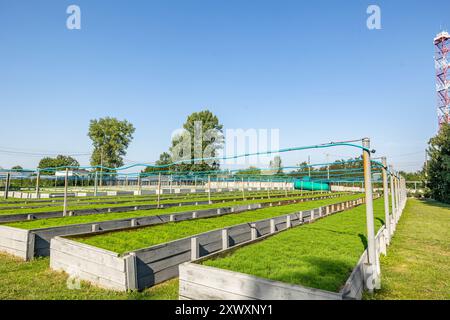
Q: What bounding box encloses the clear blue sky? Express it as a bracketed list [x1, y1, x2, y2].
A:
[0, 0, 448, 172]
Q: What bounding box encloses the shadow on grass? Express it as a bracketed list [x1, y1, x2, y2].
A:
[376, 217, 385, 225]
[358, 234, 367, 249]
[416, 198, 450, 209]
[272, 256, 355, 293]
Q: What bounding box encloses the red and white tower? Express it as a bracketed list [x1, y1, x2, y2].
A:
[434, 31, 450, 128]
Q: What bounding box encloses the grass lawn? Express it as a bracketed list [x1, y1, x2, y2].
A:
[72, 194, 363, 254]
[202, 198, 386, 293]
[0, 253, 178, 300]
[367, 199, 450, 300]
[7, 193, 342, 230]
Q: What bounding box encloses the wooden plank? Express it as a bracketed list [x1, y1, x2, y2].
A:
[137, 264, 180, 289]
[50, 249, 126, 285]
[50, 237, 123, 270]
[179, 280, 252, 300]
[137, 250, 191, 276]
[0, 236, 28, 251]
[179, 263, 342, 300]
[134, 238, 191, 263]
[50, 258, 127, 291]
[0, 226, 29, 241]
[0, 245, 27, 259]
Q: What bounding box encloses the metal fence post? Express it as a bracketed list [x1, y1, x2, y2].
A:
[94, 171, 98, 197]
[395, 174, 400, 221]
[389, 165, 396, 229]
[137, 173, 142, 195]
[362, 138, 378, 291]
[381, 157, 391, 242]
[63, 168, 69, 216]
[208, 175, 212, 204]
[35, 170, 41, 199]
[4, 172, 11, 199]
[157, 173, 162, 207]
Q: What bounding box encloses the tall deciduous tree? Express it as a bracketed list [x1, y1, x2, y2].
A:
[170, 110, 224, 172]
[88, 117, 135, 170]
[426, 124, 450, 203]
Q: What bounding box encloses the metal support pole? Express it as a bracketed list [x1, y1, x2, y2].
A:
[208, 175, 211, 204]
[35, 170, 41, 199]
[381, 158, 391, 240]
[138, 173, 142, 195]
[389, 165, 396, 229]
[94, 171, 98, 197]
[285, 179, 288, 197]
[157, 173, 162, 207]
[4, 172, 11, 199]
[362, 138, 378, 291]
[63, 168, 69, 216]
[395, 175, 400, 221]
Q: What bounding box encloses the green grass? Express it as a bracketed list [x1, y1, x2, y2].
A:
[0, 254, 178, 300]
[202, 198, 386, 293]
[367, 199, 450, 300]
[72, 194, 363, 254]
[7, 193, 341, 230]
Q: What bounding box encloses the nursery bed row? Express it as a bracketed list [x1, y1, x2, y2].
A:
[0, 189, 311, 215]
[73, 194, 363, 254]
[200, 198, 386, 293]
[50, 194, 367, 290]
[0, 192, 344, 224]
[0, 194, 350, 260]
[0, 185, 295, 203]
[0, 189, 308, 210]
[6, 193, 344, 230]
[179, 195, 406, 300]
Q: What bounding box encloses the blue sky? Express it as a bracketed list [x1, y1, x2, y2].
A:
[0, 0, 448, 172]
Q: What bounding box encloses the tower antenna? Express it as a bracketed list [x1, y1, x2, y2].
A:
[434, 31, 450, 129]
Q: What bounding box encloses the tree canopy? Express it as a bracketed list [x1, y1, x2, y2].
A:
[169, 110, 224, 172]
[38, 155, 80, 174]
[235, 166, 262, 176]
[426, 124, 450, 203]
[268, 156, 283, 175]
[142, 152, 172, 174]
[88, 117, 135, 170]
